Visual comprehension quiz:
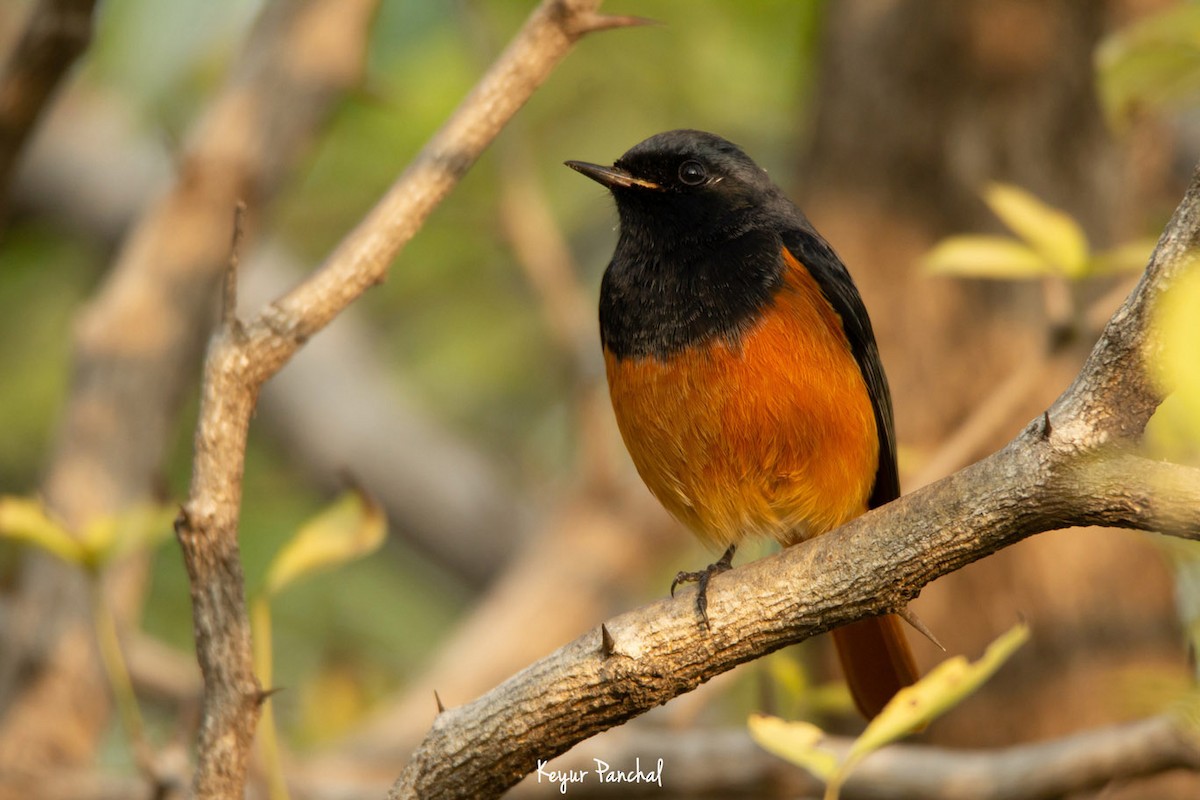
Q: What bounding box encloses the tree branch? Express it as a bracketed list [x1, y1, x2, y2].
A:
[0, 0, 377, 786]
[509, 714, 1200, 799]
[830, 713, 1200, 800]
[7, 90, 531, 582]
[0, 0, 95, 212]
[174, 1, 641, 797]
[389, 166, 1200, 798]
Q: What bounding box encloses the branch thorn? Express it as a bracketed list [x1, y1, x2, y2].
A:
[173, 505, 190, 536]
[600, 623, 615, 657]
[222, 200, 247, 333]
[898, 606, 946, 652]
[567, 12, 659, 38]
[255, 686, 284, 707]
[434, 689, 446, 714]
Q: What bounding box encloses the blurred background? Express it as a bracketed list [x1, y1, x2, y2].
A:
[1, 0, 1198, 798]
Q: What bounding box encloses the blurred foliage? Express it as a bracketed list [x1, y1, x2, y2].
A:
[0, 496, 176, 761]
[273, 0, 824, 465]
[254, 488, 387, 799]
[0, 0, 827, 752]
[1096, 2, 1200, 128]
[1148, 265, 1200, 687]
[0, 495, 173, 570]
[923, 182, 1154, 280]
[0, 225, 96, 487]
[3, 0, 1196, 770]
[749, 623, 1031, 800]
[1147, 263, 1200, 462]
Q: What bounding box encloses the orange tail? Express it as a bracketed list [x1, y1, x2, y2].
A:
[830, 613, 919, 720]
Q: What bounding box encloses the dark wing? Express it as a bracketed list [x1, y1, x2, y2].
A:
[781, 229, 900, 509]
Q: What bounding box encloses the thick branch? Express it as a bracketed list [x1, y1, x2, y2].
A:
[176, 1, 637, 797]
[1068, 454, 1200, 537]
[390, 166, 1200, 798]
[1048, 168, 1200, 444]
[0, 0, 94, 207]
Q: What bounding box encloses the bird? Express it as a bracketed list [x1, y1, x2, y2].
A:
[565, 129, 919, 720]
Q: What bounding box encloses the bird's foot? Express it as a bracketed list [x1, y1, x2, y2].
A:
[670, 544, 736, 630]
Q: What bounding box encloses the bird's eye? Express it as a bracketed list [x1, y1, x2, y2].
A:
[678, 160, 707, 186]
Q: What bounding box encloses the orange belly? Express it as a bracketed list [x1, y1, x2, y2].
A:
[604, 251, 878, 549]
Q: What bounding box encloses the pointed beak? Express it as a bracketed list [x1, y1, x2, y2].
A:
[564, 160, 661, 190]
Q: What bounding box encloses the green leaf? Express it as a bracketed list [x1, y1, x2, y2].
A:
[849, 622, 1030, 761]
[263, 487, 387, 597]
[922, 235, 1053, 279]
[0, 495, 84, 564]
[747, 713, 840, 782]
[983, 184, 1089, 278]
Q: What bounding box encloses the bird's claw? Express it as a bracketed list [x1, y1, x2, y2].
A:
[670, 544, 736, 629]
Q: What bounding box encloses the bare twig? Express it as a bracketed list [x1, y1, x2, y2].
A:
[222, 200, 247, 329]
[175, 1, 641, 797]
[0, 0, 379, 790]
[388, 168, 1200, 799]
[0, 0, 95, 210]
[43, 0, 378, 528]
[246, 247, 528, 583]
[8, 90, 531, 582]
[497, 140, 596, 374]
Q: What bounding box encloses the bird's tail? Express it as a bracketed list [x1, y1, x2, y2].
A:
[830, 613, 919, 720]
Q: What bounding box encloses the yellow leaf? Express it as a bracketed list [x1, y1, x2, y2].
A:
[79, 503, 176, 567]
[922, 235, 1053, 279]
[252, 596, 274, 686]
[1089, 238, 1158, 276]
[748, 713, 839, 782]
[752, 625, 1030, 800]
[1151, 264, 1200, 428]
[767, 652, 811, 703]
[297, 663, 370, 745]
[848, 622, 1030, 761]
[1146, 264, 1200, 462]
[264, 487, 387, 597]
[984, 184, 1089, 278]
[0, 495, 84, 564]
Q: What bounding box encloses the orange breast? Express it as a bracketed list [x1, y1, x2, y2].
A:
[605, 249, 879, 549]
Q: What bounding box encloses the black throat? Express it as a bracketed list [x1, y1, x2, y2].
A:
[599, 225, 785, 361]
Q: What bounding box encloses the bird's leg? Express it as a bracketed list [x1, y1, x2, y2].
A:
[670, 544, 736, 629]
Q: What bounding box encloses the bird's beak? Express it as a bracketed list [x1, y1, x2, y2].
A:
[565, 160, 661, 190]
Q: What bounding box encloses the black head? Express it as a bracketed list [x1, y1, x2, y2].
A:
[566, 129, 796, 246]
[567, 130, 807, 360]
